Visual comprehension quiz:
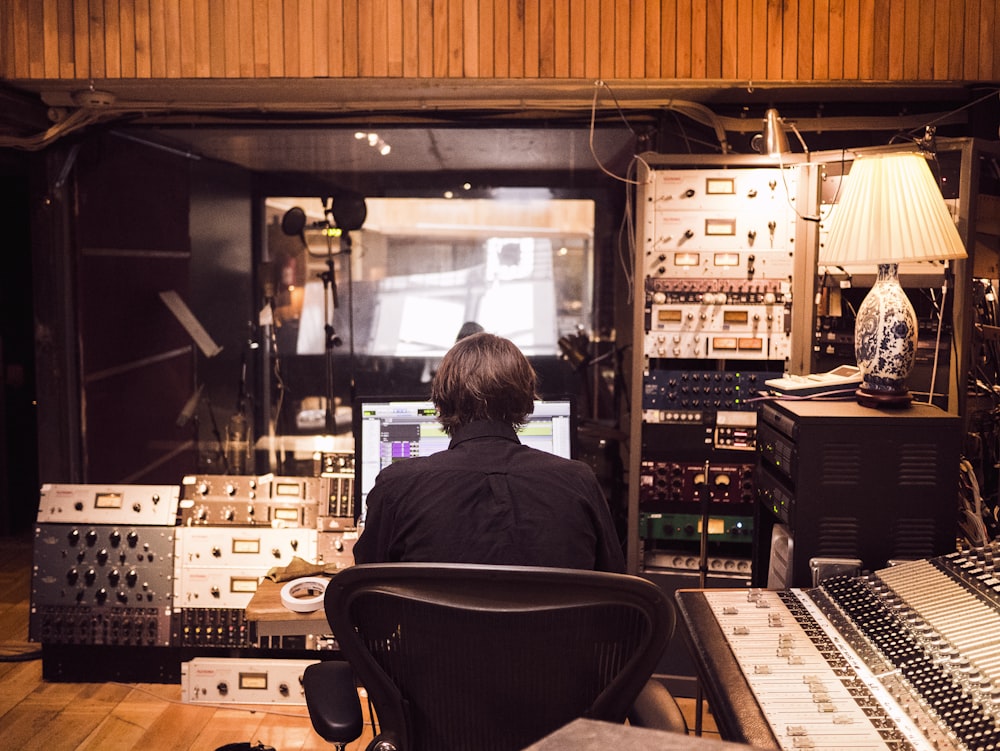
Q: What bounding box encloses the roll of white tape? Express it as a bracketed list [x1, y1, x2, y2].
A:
[280, 576, 329, 613]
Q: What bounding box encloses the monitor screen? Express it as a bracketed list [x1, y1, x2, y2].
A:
[353, 395, 576, 524]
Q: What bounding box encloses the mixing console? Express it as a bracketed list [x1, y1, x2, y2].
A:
[678, 543, 1000, 750]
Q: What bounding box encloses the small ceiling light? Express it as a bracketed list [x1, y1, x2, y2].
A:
[355, 131, 392, 157]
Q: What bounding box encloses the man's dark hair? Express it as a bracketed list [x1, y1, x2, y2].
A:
[431, 332, 537, 435]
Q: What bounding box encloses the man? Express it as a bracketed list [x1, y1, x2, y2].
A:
[353, 332, 625, 572]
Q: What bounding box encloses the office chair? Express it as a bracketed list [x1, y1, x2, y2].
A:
[303, 563, 686, 751]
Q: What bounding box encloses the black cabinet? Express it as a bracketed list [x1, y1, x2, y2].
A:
[753, 399, 961, 588]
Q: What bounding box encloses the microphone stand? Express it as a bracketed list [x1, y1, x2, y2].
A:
[318, 227, 343, 434]
[697, 458, 712, 588]
[695, 458, 712, 736]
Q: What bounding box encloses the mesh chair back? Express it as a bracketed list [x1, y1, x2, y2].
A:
[324, 563, 674, 751]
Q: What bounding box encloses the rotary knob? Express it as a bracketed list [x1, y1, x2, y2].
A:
[109, 530, 122, 547]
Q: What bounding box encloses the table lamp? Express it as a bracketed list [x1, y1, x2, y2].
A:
[820, 152, 967, 407]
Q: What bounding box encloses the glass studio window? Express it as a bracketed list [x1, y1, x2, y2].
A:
[264, 194, 595, 359]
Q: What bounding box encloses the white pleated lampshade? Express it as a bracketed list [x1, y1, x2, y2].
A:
[821, 152, 967, 266]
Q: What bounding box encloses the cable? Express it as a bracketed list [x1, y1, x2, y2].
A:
[900, 87, 1000, 140]
[926, 268, 951, 404]
[588, 82, 644, 187]
[616, 157, 639, 305]
[0, 649, 42, 662]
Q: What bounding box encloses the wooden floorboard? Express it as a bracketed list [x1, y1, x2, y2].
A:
[0, 534, 718, 750]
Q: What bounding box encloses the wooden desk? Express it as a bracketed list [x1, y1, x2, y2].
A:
[523, 719, 755, 750]
[244, 578, 331, 637]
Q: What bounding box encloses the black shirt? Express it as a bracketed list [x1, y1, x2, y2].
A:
[353, 420, 625, 572]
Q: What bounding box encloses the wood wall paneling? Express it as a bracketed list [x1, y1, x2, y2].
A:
[2, 1, 998, 84]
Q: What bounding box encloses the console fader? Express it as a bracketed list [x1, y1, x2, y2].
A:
[681, 542, 1000, 750]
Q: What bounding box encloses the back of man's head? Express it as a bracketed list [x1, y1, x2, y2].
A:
[431, 332, 537, 435]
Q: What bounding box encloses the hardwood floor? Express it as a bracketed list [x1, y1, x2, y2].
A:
[0, 534, 718, 750]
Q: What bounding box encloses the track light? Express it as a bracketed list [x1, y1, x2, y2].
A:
[355, 131, 391, 157]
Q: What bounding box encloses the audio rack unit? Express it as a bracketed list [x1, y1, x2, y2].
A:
[30, 484, 180, 648]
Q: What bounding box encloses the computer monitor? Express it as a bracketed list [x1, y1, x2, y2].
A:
[353, 395, 576, 524]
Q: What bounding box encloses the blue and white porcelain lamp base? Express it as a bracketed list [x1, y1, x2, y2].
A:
[854, 263, 918, 408]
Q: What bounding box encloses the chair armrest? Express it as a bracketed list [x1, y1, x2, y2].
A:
[303, 661, 365, 744]
[626, 679, 689, 734]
